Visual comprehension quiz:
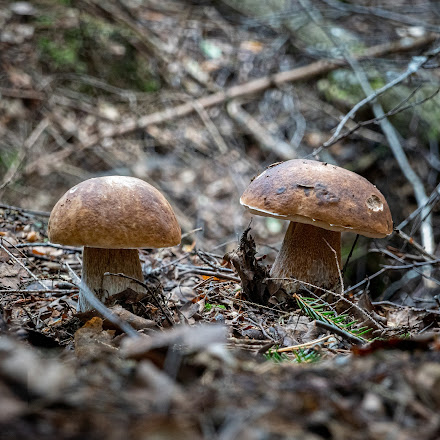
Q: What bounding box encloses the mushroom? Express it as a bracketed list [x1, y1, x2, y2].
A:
[48, 176, 181, 311]
[240, 159, 392, 291]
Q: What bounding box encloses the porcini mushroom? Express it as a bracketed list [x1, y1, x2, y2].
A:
[240, 159, 392, 291]
[48, 176, 181, 311]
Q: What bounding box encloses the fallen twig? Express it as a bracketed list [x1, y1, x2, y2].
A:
[0, 289, 77, 295]
[65, 263, 140, 338]
[57, 34, 437, 155]
[276, 334, 334, 352]
[177, 268, 241, 282]
[14, 242, 80, 251]
[0, 240, 48, 290]
[393, 229, 437, 261]
[227, 99, 297, 159]
[0, 119, 49, 192]
[314, 320, 365, 345]
[0, 203, 51, 217]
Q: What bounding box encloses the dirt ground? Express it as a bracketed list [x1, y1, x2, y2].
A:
[0, 1, 440, 439]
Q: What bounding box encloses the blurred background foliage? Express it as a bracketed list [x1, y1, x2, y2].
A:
[0, 0, 439, 301]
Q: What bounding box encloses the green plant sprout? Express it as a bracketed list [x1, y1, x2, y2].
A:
[205, 303, 226, 311]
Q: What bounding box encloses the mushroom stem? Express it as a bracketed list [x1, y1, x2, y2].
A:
[79, 247, 145, 312]
[270, 222, 342, 291]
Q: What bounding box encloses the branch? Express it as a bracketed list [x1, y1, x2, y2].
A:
[323, 47, 440, 148]
[227, 99, 299, 159]
[78, 34, 435, 150]
[0, 119, 49, 192]
[314, 87, 440, 152]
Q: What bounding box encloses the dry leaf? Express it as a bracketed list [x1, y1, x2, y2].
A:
[74, 317, 117, 360]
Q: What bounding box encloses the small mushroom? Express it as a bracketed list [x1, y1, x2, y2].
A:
[240, 159, 392, 291]
[48, 176, 181, 311]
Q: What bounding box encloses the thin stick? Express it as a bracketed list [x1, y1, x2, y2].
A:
[342, 234, 359, 275]
[64, 263, 140, 338]
[276, 334, 333, 352]
[313, 88, 440, 153]
[322, 52, 440, 147]
[177, 268, 240, 282]
[397, 182, 440, 230]
[151, 253, 191, 274]
[394, 228, 437, 261]
[0, 87, 45, 100]
[0, 119, 49, 191]
[0, 240, 48, 290]
[227, 99, 297, 160]
[0, 203, 51, 217]
[180, 227, 203, 239]
[0, 289, 77, 295]
[380, 259, 440, 270]
[323, 237, 345, 293]
[375, 248, 440, 286]
[344, 268, 387, 294]
[192, 100, 229, 154]
[15, 242, 80, 251]
[315, 320, 365, 345]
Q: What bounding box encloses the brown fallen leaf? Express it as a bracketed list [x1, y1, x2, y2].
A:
[74, 316, 117, 361]
[0, 262, 26, 289]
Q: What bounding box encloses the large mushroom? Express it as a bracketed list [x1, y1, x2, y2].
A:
[48, 176, 181, 311]
[240, 159, 392, 291]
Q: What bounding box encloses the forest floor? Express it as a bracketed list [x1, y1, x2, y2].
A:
[1, 196, 440, 439]
[1, 1, 440, 439]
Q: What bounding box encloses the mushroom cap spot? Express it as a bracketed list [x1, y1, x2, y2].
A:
[240, 159, 393, 238]
[48, 176, 181, 248]
[366, 194, 384, 212]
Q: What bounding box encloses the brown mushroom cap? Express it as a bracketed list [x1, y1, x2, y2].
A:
[48, 176, 181, 248]
[240, 159, 393, 238]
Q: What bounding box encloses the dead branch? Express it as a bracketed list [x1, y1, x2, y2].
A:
[227, 99, 298, 159]
[323, 48, 440, 148]
[0, 118, 49, 192]
[78, 34, 436, 150]
[0, 87, 45, 100]
[0, 204, 50, 217]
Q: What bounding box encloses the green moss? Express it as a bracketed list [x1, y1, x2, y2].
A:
[35, 14, 54, 26]
[318, 69, 440, 142]
[36, 11, 160, 92]
[0, 150, 20, 169]
[38, 35, 86, 72]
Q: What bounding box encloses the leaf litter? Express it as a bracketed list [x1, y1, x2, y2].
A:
[0, 206, 440, 439]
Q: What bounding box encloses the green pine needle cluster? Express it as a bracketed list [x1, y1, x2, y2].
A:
[294, 294, 370, 344]
[264, 346, 321, 364]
